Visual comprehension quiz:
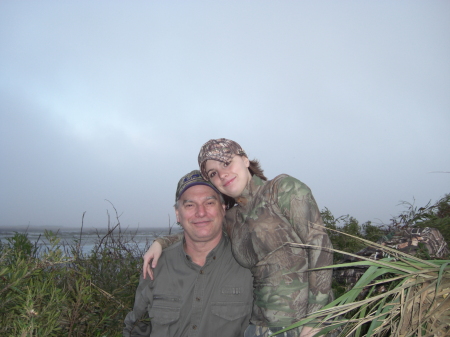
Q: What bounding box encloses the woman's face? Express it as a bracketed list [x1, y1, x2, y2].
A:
[205, 155, 252, 198]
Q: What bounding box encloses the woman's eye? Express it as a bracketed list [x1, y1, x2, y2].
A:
[223, 162, 229, 167]
[209, 172, 216, 178]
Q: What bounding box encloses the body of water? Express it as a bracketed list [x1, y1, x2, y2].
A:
[0, 225, 181, 256]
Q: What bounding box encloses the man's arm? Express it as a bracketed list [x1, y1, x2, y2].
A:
[123, 277, 153, 337]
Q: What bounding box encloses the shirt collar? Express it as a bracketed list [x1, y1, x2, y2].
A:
[182, 234, 229, 273]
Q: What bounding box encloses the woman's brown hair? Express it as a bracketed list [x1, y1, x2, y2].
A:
[247, 158, 267, 181]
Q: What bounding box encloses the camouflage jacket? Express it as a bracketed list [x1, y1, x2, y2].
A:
[157, 174, 333, 327]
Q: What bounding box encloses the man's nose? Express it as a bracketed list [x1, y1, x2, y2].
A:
[196, 204, 206, 217]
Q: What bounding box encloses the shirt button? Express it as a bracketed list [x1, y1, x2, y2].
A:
[192, 325, 197, 330]
[199, 270, 204, 274]
[196, 297, 200, 301]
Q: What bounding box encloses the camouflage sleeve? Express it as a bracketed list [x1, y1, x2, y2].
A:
[154, 232, 184, 250]
[276, 175, 334, 315]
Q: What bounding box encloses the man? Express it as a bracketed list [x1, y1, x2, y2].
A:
[123, 170, 254, 337]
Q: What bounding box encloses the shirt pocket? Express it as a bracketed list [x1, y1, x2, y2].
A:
[149, 295, 181, 325]
[211, 301, 251, 321]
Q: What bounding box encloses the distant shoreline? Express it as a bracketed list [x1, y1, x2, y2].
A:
[0, 225, 181, 234]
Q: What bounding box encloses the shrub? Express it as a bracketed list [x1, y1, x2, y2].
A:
[321, 208, 385, 263]
[0, 226, 144, 336]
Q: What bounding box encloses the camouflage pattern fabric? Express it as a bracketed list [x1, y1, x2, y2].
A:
[156, 174, 334, 328]
[244, 324, 340, 337]
[197, 138, 247, 179]
[224, 174, 333, 327]
[154, 231, 184, 251]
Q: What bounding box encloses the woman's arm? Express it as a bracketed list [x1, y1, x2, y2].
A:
[142, 206, 234, 280]
[142, 232, 184, 279]
[275, 175, 334, 315]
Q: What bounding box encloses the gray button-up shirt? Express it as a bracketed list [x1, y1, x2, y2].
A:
[123, 234, 253, 337]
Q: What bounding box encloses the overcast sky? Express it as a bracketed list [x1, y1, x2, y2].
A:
[1, 1, 449, 230]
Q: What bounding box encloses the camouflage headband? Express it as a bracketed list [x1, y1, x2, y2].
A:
[198, 138, 247, 180]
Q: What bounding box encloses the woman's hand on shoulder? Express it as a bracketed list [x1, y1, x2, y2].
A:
[142, 241, 163, 280]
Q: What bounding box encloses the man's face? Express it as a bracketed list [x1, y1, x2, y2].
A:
[175, 184, 225, 244]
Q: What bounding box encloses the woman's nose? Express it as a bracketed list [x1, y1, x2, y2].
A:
[218, 169, 227, 179]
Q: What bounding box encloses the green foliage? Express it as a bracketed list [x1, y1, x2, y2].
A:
[397, 194, 450, 248]
[306, 195, 450, 336]
[361, 222, 384, 243]
[0, 226, 144, 336]
[0, 232, 38, 266]
[322, 193, 450, 263]
[381, 193, 450, 260]
[321, 208, 379, 262]
[277, 253, 450, 336]
[0, 231, 69, 336]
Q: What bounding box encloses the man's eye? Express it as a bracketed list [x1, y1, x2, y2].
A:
[185, 204, 193, 208]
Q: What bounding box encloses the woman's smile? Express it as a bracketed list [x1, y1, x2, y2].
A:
[222, 176, 236, 187]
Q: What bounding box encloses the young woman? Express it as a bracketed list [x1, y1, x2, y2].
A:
[143, 138, 334, 337]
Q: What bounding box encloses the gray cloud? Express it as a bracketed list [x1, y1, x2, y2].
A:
[1, 1, 449, 229]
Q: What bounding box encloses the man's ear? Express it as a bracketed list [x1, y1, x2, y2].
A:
[175, 207, 180, 223]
